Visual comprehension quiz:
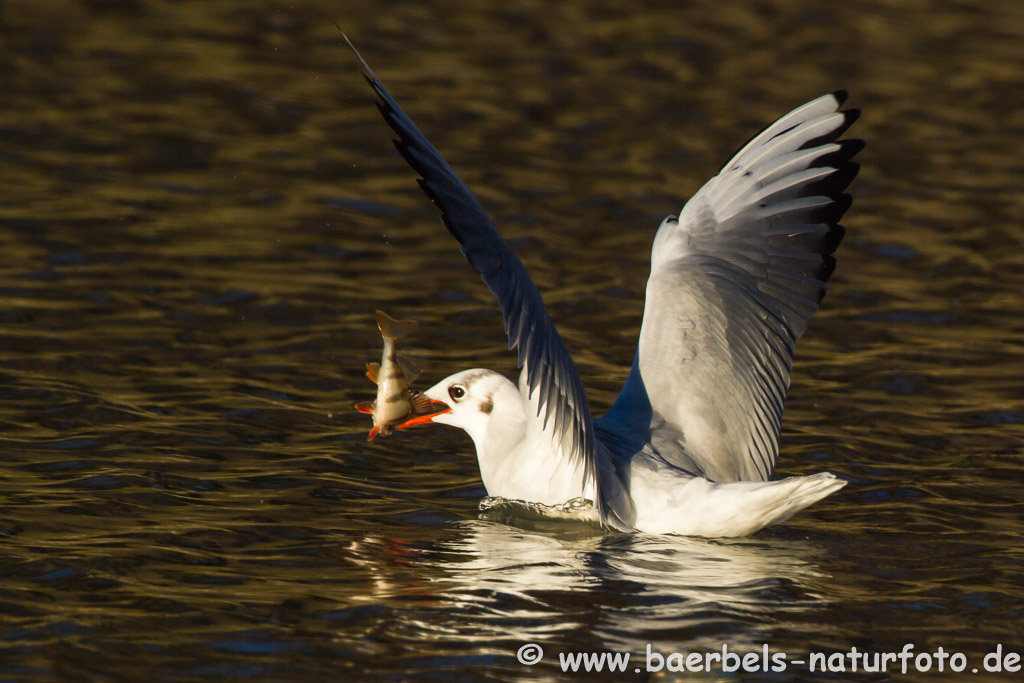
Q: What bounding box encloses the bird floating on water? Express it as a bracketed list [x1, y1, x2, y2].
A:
[345, 35, 861, 536]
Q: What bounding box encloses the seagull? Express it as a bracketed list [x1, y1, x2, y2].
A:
[345, 36, 862, 536]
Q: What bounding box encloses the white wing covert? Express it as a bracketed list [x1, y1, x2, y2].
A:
[599, 93, 862, 483]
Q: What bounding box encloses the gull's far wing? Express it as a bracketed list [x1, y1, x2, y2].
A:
[345, 37, 635, 530]
[598, 93, 862, 483]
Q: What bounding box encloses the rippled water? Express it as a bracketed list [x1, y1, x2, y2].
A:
[1, 0, 1022, 679]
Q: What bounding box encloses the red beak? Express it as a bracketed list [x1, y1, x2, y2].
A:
[393, 399, 451, 430]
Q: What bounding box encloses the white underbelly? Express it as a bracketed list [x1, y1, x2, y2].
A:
[629, 461, 847, 537]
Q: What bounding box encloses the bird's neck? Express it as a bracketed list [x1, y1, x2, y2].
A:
[465, 378, 527, 490]
[470, 376, 589, 505]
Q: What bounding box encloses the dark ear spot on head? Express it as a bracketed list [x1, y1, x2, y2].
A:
[479, 395, 493, 414]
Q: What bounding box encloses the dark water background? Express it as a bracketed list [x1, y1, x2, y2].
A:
[1, 0, 1022, 680]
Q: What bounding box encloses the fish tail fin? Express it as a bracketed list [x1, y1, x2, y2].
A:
[365, 362, 381, 384]
[376, 310, 418, 340]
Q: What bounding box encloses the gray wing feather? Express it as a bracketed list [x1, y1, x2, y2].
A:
[598, 92, 861, 482]
[345, 37, 633, 529]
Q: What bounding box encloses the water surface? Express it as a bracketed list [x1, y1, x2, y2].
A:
[0, 0, 1022, 680]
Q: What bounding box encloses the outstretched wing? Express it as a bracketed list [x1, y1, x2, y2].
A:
[598, 93, 861, 483]
[345, 37, 634, 529]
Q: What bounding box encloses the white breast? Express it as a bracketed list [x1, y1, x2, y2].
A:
[477, 433, 590, 506]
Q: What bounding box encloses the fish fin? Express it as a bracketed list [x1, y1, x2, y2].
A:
[376, 310, 418, 340]
[365, 362, 381, 384]
[354, 401, 375, 414]
[409, 391, 440, 414]
[367, 424, 380, 441]
[396, 354, 420, 383]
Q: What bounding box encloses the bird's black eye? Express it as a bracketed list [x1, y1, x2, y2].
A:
[448, 384, 466, 401]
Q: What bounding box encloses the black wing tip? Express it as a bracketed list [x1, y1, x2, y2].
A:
[827, 194, 853, 225]
[815, 161, 860, 199]
[839, 138, 867, 158]
[818, 253, 838, 282]
[839, 161, 861, 194]
[831, 139, 864, 160]
[821, 223, 846, 257]
[832, 92, 863, 140]
[839, 108, 861, 133]
[816, 139, 865, 171]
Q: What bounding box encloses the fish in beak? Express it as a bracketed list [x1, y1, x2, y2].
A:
[354, 310, 450, 441]
[354, 391, 449, 440]
[391, 392, 451, 431]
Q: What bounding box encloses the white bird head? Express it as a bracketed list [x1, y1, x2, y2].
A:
[416, 369, 526, 454]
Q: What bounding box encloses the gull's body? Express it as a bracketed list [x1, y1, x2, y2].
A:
[348, 38, 862, 536]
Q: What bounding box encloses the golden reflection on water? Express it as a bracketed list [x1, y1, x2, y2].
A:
[0, 0, 1022, 678]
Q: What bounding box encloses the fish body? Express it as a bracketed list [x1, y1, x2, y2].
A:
[355, 311, 448, 440]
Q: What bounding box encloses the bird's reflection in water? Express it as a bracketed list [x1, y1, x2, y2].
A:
[420, 508, 839, 658]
